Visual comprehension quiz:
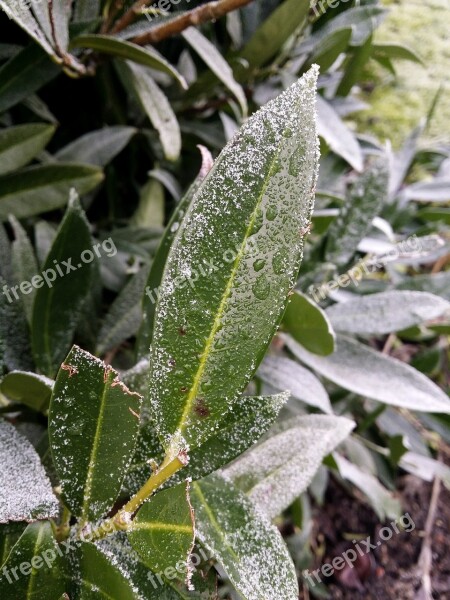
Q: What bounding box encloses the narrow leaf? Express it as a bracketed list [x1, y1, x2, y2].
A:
[31, 195, 94, 376]
[0, 420, 58, 523]
[224, 414, 354, 518]
[117, 60, 181, 162]
[0, 164, 103, 220]
[258, 355, 332, 413]
[316, 95, 363, 172]
[55, 126, 136, 167]
[9, 216, 39, 323]
[326, 291, 450, 335]
[70, 34, 187, 87]
[192, 474, 299, 600]
[149, 67, 319, 454]
[325, 157, 389, 265]
[286, 334, 450, 413]
[0, 123, 55, 175]
[182, 27, 247, 117]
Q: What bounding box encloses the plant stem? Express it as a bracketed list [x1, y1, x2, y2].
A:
[131, 0, 255, 45]
[82, 456, 185, 542]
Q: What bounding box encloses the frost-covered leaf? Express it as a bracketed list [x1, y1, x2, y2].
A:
[31, 194, 94, 377]
[258, 355, 332, 413]
[149, 67, 319, 454]
[49, 346, 142, 521]
[10, 216, 39, 324]
[0, 522, 69, 597]
[129, 482, 194, 577]
[282, 291, 335, 356]
[0, 163, 103, 220]
[182, 27, 247, 117]
[125, 393, 288, 493]
[326, 291, 450, 335]
[325, 157, 389, 265]
[0, 420, 58, 523]
[70, 35, 187, 87]
[96, 264, 150, 356]
[224, 415, 354, 518]
[0, 273, 33, 372]
[55, 126, 137, 167]
[1, 370, 53, 413]
[0, 123, 55, 175]
[316, 95, 363, 172]
[192, 474, 298, 600]
[286, 334, 450, 413]
[333, 454, 401, 520]
[117, 60, 181, 162]
[137, 148, 213, 358]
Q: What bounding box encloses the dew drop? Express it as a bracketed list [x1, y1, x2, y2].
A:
[252, 274, 270, 300]
[253, 258, 266, 272]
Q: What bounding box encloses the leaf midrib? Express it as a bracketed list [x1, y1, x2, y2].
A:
[26, 525, 44, 599]
[176, 137, 285, 437]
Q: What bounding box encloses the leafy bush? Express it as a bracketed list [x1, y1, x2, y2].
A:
[0, 1, 449, 598]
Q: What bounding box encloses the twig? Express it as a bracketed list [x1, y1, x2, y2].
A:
[131, 0, 255, 45]
[415, 454, 442, 600]
[109, 0, 151, 34]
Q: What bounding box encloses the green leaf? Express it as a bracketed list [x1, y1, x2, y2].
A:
[96, 264, 151, 356]
[137, 150, 212, 358]
[0, 522, 69, 598]
[31, 195, 94, 376]
[49, 345, 142, 521]
[326, 291, 450, 335]
[306, 28, 352, 72]
[0, 123, 55, 175]
[282, 290, 335, 355]
[258, 355, 332, 413]
[336, 34, 373, 97]
[149, 67, 319, 454]
[0, 420, 58, 523]
[129, 482, 194, 576]
[240, 0, 310, 69]
[117, 60, 181, 162]
[1, 370, 53, 413]
[316, 95, 363, 172]
[0, 274, 33, 372]
[286, 334, 450, 413]
[372, 43, 423, 65]
[82, 535, 192, 599]
[70, 34, 187, 87]
[55, 126, 137, 167]
[9, 216, 39, 324]
[388, 122, 424, 199]
[131, 178, 165, 229]
[333, 454, 401, 520]
[325, 157, 389, 265]
[182, 27, 247, 117]
[192, 474, 299, 600]
[0, 163, 103, 220]
[224, 414, 354, 518]
[0, 44, 60, 114]
[125, 393, 288, 493]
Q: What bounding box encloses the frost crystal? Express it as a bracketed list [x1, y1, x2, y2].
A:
[0, 420, 58, 523]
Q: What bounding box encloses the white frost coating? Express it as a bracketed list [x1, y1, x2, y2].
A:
[223, 414, 355, 519]
[258, 355, 332, 414]
[0, 420, 58, 523]
[150, 65, 320, 448]
[193, 475, 299, 600]
[326, 290, 450, 336]
[285, 333, 450, 413]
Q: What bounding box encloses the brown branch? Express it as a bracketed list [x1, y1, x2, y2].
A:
[109, 0, 150, 34]
[131, 0, 255, 45]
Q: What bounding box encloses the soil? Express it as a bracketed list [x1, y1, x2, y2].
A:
[298, 472, 450, 599]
